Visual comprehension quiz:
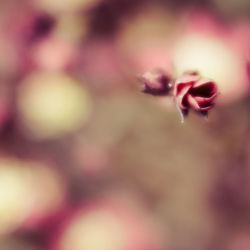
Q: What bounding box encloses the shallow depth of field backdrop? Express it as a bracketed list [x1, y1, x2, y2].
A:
[0, 0, 250, 250]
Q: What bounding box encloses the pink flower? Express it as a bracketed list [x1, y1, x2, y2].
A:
[174, 72, 218, 120]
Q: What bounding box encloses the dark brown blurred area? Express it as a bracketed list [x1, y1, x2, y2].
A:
[0, 0, 249, 250]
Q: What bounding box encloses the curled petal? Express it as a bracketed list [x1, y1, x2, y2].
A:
[194, 95, 216, 111]
[187, 94, 200, 110]
[193, 78, 213, 87]
[174, 82, 191, 96]
[175, 84, 193, 109]
[174, 72, 200, 96]
[198, 103, 215, 111]
[194, 93, 217, 105]
[175, 72, 200, 85]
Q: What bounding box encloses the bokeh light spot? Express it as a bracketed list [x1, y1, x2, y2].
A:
[17, 72, 92, 140]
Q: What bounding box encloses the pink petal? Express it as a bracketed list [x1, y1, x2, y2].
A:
[174, 81, 193, 96]
[175, 84, 192, 109]
[194, 92, 217, 104]
[174, 72, 200, 95]
[176, 73, 201, 85]
[187, 94, 200, 110]
[199, 103, 215, 111]
[193, 78, 214, 87]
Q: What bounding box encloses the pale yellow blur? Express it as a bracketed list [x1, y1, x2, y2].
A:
[33, 0, 100, 13]
[60, 210, 125, 250]
[119, 6, 177, 50]
[17, 72, 91, 140]
[0, 158, 65, 235]
[118, 6, 178, 73]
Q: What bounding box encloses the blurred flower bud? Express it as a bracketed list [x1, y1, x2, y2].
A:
[174, 72, 217, 120]
[140, 69, 172, 96]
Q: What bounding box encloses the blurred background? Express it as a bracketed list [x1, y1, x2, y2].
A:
[0, 0, 249, 249]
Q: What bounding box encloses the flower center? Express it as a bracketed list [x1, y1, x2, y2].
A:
[190, 83, 216, 98]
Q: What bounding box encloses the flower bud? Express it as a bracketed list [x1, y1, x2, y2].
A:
[174, 72, 218, 120]
[140, 69, 172, 96]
